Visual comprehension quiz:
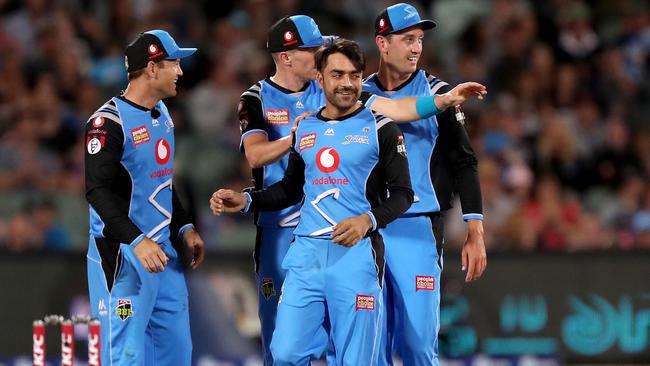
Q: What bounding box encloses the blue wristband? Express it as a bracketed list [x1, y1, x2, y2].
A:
[415, 95, 439, 118]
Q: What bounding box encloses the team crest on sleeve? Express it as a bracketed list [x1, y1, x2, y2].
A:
[397, 135, 407, 157]
[261, 278, 276, 300]
[299, 133, 317, 151]
[416, 275, 435, 291]
[116, 299, 134, 320]
[356, 295, 375, 311]
[238, 100, 249, 131]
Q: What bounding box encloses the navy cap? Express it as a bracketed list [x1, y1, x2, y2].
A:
[124, 29, 197, 72]
[375, 3, 436, 36]
[267, 15, 326, 52]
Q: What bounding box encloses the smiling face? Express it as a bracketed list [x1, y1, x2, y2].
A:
[378, 26, 424, 74]
[153, 59, 183, 98]
[317, 52, 363, 115]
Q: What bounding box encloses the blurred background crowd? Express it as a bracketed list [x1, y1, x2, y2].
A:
[0, 0, 648, 254]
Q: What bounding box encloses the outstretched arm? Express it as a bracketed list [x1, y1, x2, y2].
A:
[368, 82, 487, 123]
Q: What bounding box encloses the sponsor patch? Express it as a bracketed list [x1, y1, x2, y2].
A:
[261, 278, 276, 300]
[116, 299, 134, 320]
[266, 109, 290, 125]
[155, 139, 171, 165]
[86, 136, 104, 155]
[342, 135, 369, 145]
[356, 294, 375, 311]
[311, 176, 349, 185]
[92, 116, 104, 128]
[130, 126, 150, 147]
[416, 275, 435, 291]
[316, 147, 340, 173]
[150, 168, 173, 179]
[299, 133, 317, 151]
[88, 128, 107, 135]
[397, 135, 407, 157]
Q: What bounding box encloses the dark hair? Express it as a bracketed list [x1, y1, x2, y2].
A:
[315, 38, 365, 73]
[127, 60, 167, 81]
[127, 68, 145, 81]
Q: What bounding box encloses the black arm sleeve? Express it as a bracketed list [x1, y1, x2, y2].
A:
[85, 118, 143, 243]
[371, 122, 414, 228]
[248, 147, 306, 211]
[170, 186, 192, 237]
[435, 85, 483, 215]
[239, 85, 266, 153]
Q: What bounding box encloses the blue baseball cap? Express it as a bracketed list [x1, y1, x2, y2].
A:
[267, 15, 326, 52]
[375, 3, 436, 36]
[124, 29, 197, 72]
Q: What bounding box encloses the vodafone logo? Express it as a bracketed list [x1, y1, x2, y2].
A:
[284, 31, 293, 41]
[148, 44, 158, 54]
[155, 139, 171, 165]
[379, 18, 385, 27]
[316, 147, 340, 173]
[92, 116, 104, 128]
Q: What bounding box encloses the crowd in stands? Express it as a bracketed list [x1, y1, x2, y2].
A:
[0, 0, 647, 253]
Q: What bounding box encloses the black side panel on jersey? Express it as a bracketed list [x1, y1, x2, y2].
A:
[365, 115, 414, 229]
[368, 231, 385, 288]
[85, 112, 142, 243]
[95, 237, 122, 292]
[430, 85, 482, 215]
[429, 212, 444, 270]
[253, 226, 263, 274]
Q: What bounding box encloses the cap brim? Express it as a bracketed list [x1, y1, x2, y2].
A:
[392, 19, 437, 34]
[166, 47, 197, 59]
[298, 37, 326, 49]
[418, 19, 437, 30]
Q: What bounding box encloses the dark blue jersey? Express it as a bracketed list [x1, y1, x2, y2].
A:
[364, 70, 483, 220]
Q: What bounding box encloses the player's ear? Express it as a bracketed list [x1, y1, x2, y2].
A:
[375, 35, 387, 53]
[280, 51, 291, 66]
[145, 61, 157, 79]
[316, 71, 324, 88]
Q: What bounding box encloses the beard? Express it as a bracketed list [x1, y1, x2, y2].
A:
[327, 86, 360, 111]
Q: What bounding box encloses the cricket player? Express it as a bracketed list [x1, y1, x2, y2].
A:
[239, 14, 486, 365]
[363, 4, 487, 365]
[85, 30, 205, 365]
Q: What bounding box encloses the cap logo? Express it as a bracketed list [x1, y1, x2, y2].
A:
[378, 18, 389, 33]
[404, 5, 418, 20]
[284, 31, 293, 41]
[148, 44, 158, 54]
